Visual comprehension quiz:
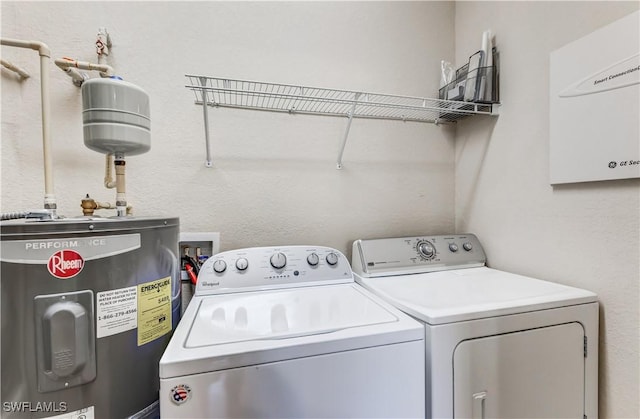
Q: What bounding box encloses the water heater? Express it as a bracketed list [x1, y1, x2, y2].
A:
[1, 217, 180, 418]
[1, 73, 179, 418]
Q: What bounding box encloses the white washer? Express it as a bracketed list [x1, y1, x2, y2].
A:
[352, 234, 598, 419]
[160, 245, 425, 418]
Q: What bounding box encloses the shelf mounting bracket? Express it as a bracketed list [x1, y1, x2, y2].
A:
[200, 77, 213, 168]
[336, 93, 361, 169]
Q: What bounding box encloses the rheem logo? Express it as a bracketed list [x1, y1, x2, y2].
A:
[47, 250, 84, 279]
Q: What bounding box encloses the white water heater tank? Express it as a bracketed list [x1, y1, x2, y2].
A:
[81, 77, 150, 155]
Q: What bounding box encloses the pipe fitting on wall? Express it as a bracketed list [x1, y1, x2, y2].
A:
[81, 194, 106, 216]
[55, 57, 114, 81]
[114, 153, 127, 217]
[56, 28, 113, 87]
[80, 194, 131, 217]
[62, 66, 89, 87]
[96, 28, 112, 66]
[0, 38, 50, 57]
[1, 59, 30, 80]
[104, 154, 116, 189]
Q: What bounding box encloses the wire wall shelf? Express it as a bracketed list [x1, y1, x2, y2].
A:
[185, 75, 500, 168]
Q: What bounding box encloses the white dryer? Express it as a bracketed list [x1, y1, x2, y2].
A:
[160, 245, 425, 418]
[352, 234, 598, 419]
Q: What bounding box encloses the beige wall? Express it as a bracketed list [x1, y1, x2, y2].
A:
[454, 2, 640, 418]
[1, 1, 456, 254]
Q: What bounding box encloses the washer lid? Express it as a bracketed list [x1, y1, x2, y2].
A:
[356, 267, 598, 325]
[160, 283, 423, 378]
[186, 284, 398, 347]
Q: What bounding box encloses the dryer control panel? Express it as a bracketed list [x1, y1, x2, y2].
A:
[352, 234, 486, 278]
[196, 246, 353, 295]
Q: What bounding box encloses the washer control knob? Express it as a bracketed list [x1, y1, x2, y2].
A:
[270, 252, 287, 269]
[235, 258, 248, 271]
[463, 242, 473, 251]
[307, 252, 320, 266]
[326, 252, 339, 266]
[449, 243, 459, 252]
[417, 241, 435, 258]
[213, 259, 227, 273]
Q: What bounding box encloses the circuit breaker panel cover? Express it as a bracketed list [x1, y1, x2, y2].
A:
[550, 11, 639, 184]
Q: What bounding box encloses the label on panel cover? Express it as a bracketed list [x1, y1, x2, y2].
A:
[137, 276, 172, 346]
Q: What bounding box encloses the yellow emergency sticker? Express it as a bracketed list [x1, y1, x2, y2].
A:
[137, 276, 172, 346]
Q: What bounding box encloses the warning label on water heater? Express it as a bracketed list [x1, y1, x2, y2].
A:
[137, 276, 172, 346]
[97, 286, 138, 338]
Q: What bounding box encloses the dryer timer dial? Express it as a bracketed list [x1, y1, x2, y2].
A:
[417, 241, 436, 259]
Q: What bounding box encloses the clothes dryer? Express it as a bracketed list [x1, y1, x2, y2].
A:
[352, 234, 598, 419]
[160, 245, 425, 418]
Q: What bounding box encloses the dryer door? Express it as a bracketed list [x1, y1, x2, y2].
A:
[453, 322, 585, 418]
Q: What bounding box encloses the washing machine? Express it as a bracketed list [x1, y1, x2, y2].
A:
[352, 234, 598, 419]
[159, 245, 425, 418]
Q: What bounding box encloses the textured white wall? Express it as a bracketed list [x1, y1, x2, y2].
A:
[454, 2, 640, 418]
[1, 1, 456, 255]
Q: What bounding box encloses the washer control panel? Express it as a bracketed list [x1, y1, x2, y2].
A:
[352, 234, 486, 278]
[196, 246, 353, 295]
